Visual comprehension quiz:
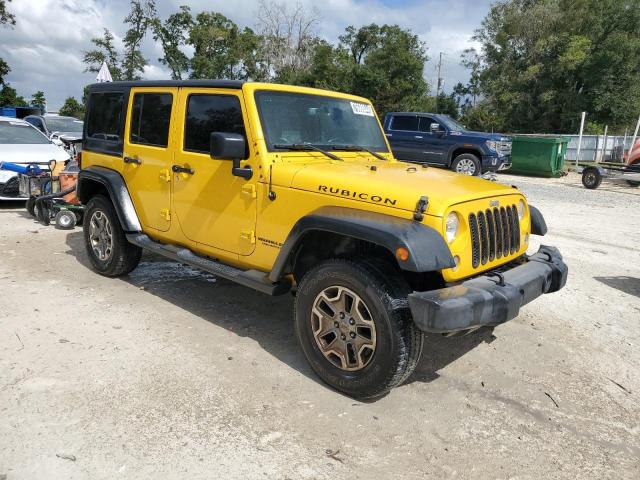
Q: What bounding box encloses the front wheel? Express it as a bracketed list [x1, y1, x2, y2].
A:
[451, 154, 481, 176]
[83, 195, 142, 277]
[294, 259, 423, 399]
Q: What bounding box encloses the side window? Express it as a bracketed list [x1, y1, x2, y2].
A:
[129, 93, 173, 147]
[86, 92, 125, 142]
[419, 117, 435, 133]
[391, 115, 419, 132]
[184, 94, 247, 157]
[26, 117, 44, 132]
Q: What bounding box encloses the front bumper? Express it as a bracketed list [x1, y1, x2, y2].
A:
[482, 155, 512, 172]
[408, 246, 568, 333]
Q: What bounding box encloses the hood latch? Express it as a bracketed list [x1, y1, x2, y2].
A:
[414, 196, 428, 221]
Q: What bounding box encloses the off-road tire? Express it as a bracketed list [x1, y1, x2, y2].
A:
[83, 194, 142, 277]
[451, 153, 481, 176]
[582, 168, 602, 189]
[54, 210, 76, 230]
[294, 259, 424, 399]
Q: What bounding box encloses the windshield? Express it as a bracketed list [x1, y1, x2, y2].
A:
[438, 115, 465, 132]
[45, 117, 84, 133]
[0, 121, 50, 144]
[255, 91, 388, 152]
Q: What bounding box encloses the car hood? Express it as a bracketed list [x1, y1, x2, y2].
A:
[454, 130, 511, 142]
[0, 143, 69, 165]
[281, 157, 522, 217]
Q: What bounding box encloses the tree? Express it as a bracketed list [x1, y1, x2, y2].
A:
[256, 0, 320, 78]
[471, 0, 640, 133]
[152, 5, 193, 80]
[0, 84, 27, 107]
[59, 97, 84, 119]
[122, 0, 156, 80]
[83, 29, 122, 80]
[31, 90, 46, 109]
[0, 0, 15, 86]
[188, 12, 263, 80]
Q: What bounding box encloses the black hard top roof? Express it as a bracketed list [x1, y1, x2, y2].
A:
[88, 79, 245, 90]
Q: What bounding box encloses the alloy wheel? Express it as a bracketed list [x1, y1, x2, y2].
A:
[89, 210, 113, 262]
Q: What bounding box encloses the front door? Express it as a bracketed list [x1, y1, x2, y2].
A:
[418, 116, 448, 165]
[386, 114, 423, 162]
[122, 87, 176, 232]
[172, 89, 258, 256]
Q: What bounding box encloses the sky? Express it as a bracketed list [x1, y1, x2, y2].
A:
[0, 0, 491, 111]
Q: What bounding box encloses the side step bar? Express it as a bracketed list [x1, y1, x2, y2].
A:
[126, 233, 290, 296]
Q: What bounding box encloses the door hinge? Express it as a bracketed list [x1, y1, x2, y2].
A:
[240, 229, 255, 244]
[160, 208, 171, 221]
[241, 183, 257, 199]
[159, 169, 171, 182]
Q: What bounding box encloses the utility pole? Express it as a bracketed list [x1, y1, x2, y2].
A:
[436, 52, 443, 113]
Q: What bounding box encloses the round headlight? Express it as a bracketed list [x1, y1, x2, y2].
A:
[517, 200, 526, 220]
[445, 212, 459, 243]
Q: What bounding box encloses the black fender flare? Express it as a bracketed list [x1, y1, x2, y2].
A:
[529, 204, 547, 236]
[447, 144, 484, 166]
[77, 166, 141, 232]
[268, 206, 455, 282]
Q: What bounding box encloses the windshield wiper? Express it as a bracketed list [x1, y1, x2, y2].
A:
[273, 143, 342, 161]
[331, 145, 387, 161]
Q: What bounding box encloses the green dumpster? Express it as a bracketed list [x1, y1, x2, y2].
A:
[509, 135, 569, 177]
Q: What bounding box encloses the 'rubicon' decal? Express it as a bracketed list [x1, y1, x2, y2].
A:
[318, 185, 397, 206]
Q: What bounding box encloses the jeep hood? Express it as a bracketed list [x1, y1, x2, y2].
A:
[288, 159, 521, 217]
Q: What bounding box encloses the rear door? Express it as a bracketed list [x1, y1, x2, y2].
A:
[386, 114, 422, 161]
[122, 87, 177, 232]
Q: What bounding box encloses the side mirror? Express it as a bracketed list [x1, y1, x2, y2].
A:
[430, 123, 444, 135]
[210, 132, 252, 180]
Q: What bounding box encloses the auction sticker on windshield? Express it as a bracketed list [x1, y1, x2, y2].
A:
[351, 102, 374, 117]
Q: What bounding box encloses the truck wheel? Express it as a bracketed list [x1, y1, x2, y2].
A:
[294, 259, 423, 399]
[83, 194, 142, 277]
[582, 168, 602, 189]
[451, 154, 481, 176]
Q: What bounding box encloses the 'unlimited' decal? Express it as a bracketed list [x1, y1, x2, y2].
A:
[318, 185, 397, 206]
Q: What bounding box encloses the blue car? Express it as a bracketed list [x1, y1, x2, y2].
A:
[383, 112, 512, 176]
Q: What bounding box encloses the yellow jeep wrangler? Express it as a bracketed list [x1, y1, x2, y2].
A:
[78, 80, 567, 398]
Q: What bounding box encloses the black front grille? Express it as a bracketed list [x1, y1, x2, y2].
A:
[469, 204, 520, 268]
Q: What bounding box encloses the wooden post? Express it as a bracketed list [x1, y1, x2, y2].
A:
[575, 112, 586, 168]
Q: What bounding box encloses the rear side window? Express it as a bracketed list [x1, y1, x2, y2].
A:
[391, 115, 418, 131]
[86, 92, 125, 142]
[184, 94, 247, 157]
[129, 93, 173, 147]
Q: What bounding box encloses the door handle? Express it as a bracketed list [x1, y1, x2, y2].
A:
[414, 135, 423, 139]
[123, 156, 141, 165]
[172, 165, 194, 175]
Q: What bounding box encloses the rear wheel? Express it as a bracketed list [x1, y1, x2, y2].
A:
[294, 259, 423, 399]
[626, 180, 640, 188]
[83, 195, 142, 277]
[582, 168, 602, 189]
[451, 154, 481, 176]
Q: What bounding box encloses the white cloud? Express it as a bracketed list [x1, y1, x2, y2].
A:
[0, 0, 491, 110]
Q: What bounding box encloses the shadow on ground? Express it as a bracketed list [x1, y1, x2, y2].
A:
[64, 230, 495, 396]
[594, 276, 640, 299]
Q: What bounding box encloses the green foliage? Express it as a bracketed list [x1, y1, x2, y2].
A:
[471, 0, 640, 133]
[0, 57, 9, 86]
[83, 28, 122, 80]
[0, 0, 15, 86]
[30, 90, 46, 108]
[279, 24, 430, 117]
[122, 0, 156, 80]
[0, 84, 27, 107]
[59, 97, 84, 119]
[188, 12, 264, 80]
[151, 5, 193, 80]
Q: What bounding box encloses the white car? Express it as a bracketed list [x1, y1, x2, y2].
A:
[0, 116, 70, 200]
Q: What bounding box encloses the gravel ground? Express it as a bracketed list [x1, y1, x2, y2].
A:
[1, 172, 639, 479]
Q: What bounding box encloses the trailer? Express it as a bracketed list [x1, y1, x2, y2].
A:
[579, 162, 640, 189]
